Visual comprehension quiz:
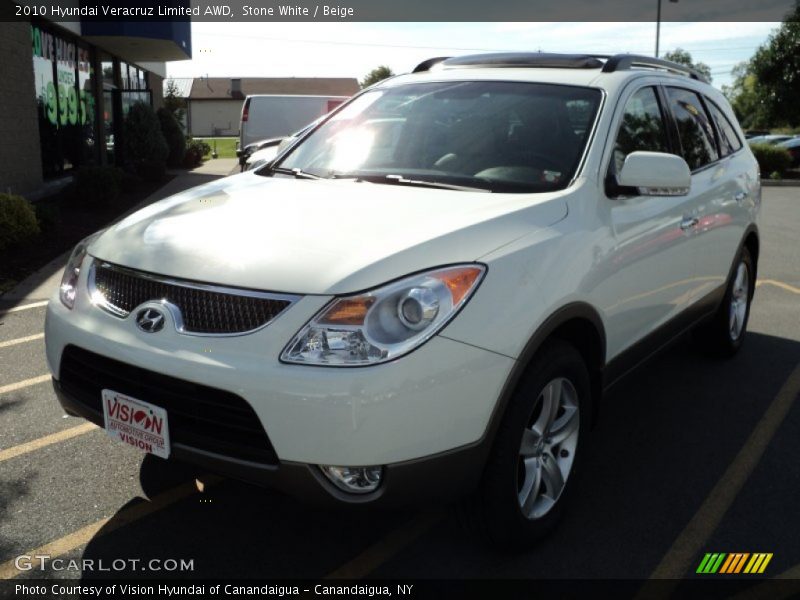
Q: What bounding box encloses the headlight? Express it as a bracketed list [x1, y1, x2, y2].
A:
[281, 264, 486, 366]
[59, 231, 103, 309]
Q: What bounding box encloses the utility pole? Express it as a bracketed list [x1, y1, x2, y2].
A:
[656, 0, 679, 58]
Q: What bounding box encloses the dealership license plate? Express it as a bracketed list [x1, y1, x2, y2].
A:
[101, 389, 171, 458]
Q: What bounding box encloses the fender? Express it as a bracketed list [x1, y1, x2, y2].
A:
[448, 301, 607, 489]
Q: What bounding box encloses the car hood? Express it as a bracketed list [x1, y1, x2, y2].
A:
[90, 172, 569, 294]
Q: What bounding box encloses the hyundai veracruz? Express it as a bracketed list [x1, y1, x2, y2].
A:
[45, 53, 760, 546]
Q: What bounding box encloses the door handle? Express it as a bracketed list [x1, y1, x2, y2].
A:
[680, 217, 699, 231]
[735, 191, 749, 203]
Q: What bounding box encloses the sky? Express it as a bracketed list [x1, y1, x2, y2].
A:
[165, 22, 780, 90]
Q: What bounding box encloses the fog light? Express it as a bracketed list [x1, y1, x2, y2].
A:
[320, 465, 383, 494]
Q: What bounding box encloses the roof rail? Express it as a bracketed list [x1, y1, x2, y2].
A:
[412, 57, 451, 73]
[601, 54, 708, 83]
[409, 52, 709, 83]
[412, 53, 606, 72]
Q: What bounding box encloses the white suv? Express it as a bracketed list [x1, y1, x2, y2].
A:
[45, 53, 760, 546]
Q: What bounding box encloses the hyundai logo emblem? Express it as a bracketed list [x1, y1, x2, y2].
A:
[135, 308, 165, 333]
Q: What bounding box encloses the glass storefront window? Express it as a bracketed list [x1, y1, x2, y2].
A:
[31, 25, 100, 176]
[31, 25, 59, 176]
[31, 28, 153, 174]
[77, 45, 96, 164]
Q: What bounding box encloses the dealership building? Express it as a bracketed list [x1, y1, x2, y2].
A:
[0, 14, 192, 197]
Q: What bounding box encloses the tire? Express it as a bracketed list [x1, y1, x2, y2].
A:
[694, 246, 755, 357]
[468, 339, 592, 549]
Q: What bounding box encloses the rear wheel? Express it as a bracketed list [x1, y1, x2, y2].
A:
[695, 247, 755, 357]
[470, 340, 591, 548]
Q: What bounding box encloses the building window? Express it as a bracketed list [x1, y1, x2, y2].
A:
[31, 24, 98, 177]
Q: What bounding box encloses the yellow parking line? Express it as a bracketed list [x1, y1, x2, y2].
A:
[0, 374, 51, 396]
[0, 300, 49, 315]
[0, 476, 220, 580]
[0, 333, 44, 349]
[324, 512, 442, 579]
[638, 360, 800, 591]
[757, 279, 800, 295]
[0, 422, 98, 463]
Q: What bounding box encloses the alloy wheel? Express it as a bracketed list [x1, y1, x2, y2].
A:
[517, 377, 580, 520]
[729, 261, 750, 341]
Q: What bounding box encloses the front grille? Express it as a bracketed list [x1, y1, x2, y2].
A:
[59, 345, 279, 465]
[90, 261, 296, 335]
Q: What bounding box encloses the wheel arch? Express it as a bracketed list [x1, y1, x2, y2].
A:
[482, 303, 607, 450]
[743, 226, 760, 282]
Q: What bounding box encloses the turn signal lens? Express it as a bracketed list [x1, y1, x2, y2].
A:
[318, 297, 375, 325]
[281, 264, 486, 366]
[432, 267, 484, 305]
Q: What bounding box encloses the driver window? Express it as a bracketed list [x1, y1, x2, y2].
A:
[610, 87, 669, 177]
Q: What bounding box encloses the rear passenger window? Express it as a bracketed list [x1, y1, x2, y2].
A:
[610, 87, 669, 175]
[665, 87, 719, 170]
[706, 100, 743, 156]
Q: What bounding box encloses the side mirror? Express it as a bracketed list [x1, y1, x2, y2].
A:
[617, 151, 691, 196]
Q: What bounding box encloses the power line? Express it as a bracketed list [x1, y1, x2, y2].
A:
[195, 31, 764, 55]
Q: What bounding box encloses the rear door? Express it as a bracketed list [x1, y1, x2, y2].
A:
[693, 96, 756, 294]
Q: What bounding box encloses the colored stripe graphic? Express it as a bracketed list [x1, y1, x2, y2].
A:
[734, 553, 750, 573]
[697, 553, 713, 573]
[698, 553, 774, 574]
[720, 554, 736, 573]
[698, 553, 727, 573]
[759, 553, 773, 573]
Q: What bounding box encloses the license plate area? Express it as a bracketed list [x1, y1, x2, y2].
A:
[102, 389, 171, 458]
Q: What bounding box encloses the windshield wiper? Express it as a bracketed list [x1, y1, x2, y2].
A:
[269, 166, 321, 180]
[337, 173, 492, 192]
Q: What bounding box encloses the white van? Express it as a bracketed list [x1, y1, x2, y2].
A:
[239, 94, 348, 153]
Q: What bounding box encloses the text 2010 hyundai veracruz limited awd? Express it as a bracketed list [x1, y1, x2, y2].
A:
[45, 53, 760, 546]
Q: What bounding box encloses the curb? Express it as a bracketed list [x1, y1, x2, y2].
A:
[761, 179, 800, 187]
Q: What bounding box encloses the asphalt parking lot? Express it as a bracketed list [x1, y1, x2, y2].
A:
[1, 187, 799, 595]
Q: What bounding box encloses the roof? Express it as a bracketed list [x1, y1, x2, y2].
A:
[187, 77, 359, 100]
[164, 77, 193, 98]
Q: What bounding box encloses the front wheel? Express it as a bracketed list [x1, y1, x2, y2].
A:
[470, 340, 591, 548]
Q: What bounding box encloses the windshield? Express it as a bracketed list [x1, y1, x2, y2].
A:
[270, 81, 602, 193]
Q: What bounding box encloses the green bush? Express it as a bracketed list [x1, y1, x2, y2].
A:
[73, 166, 122, 207]
[157, 107, 186, 168]
[136, 159, 167, 182]
[124, 102, 168, 181]
[34, 201, 61, 235]
[0, 193, 40, 251]
[183, 137, 211, 168]
[751, 143, 792, 177]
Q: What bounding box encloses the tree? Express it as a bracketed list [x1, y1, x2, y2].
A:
[157, 107, 187, 168]
[722, 61, 770, 130]
[125, 102, 169, 181]
[662, 48, 712, 83]
[360, 66, 394, 89]
[749, 2, 800, 127]
[163, 79, 187, 130]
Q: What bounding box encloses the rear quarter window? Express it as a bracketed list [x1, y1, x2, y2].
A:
[705, 99, 743, 156]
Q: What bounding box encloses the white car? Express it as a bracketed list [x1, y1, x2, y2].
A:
[46, 53, 760, 547]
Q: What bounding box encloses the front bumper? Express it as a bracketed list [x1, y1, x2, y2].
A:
[45, 270, 514, 504]
[53, 377, 488, 507]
